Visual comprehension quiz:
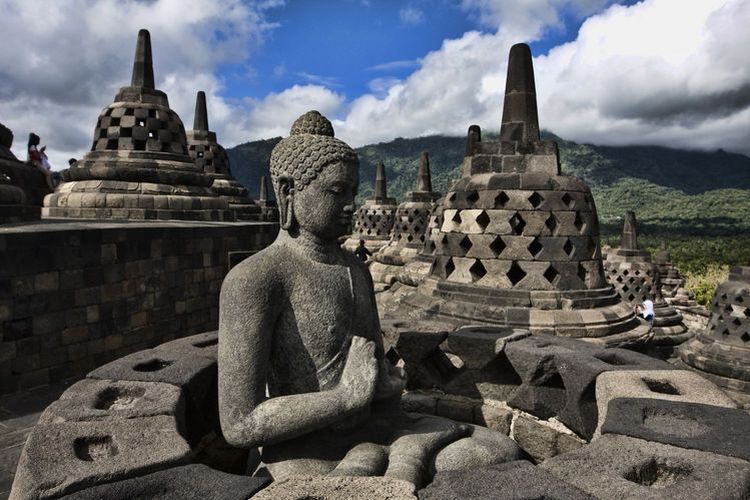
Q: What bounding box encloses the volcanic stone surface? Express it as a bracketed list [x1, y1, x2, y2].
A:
[252, 475, 417, 500]
[419, 460, 594, 500]
[541, 434, 750, 499]
[601, 397, 750, 461]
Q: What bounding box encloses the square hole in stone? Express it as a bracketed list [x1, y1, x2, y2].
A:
[507, 262, 526, 286]
[528, 238, 543, 258]
[642, 378, 681, 395]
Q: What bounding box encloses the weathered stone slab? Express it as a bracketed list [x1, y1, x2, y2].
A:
[10, 416, 191, 499]
[252, 474, 416, 500]
[601, 398, 750, 461]
[594, 369, 736, 437]
[511, 415, 585, 463]
[154, 330, 218, 360]
[38, 378, 185, 427]
[56, 463, 270, 499]
[541, 435, 750, 499]
[433, 425, 523, 472]
[419, 460, 594, 500]
[504, 335, 672, 438]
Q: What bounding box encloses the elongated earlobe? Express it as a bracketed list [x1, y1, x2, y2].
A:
[278, 176, 295, 231]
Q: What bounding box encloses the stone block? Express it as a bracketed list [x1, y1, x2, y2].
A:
[10, 416, 191, 499]
[419, 460, 593, 500]
[594, 369, 736, 437]
[38, 378, 185, 427]
[541, 435, 750, 499]
[512, 415, 585, 463]
[253, 475, 416, 500]
[601, 398, 750, 461]
[56, 464, 270, 500]
[154, 330, 218, 360]
[474, 404, 513, 434]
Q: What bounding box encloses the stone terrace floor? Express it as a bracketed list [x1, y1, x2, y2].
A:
[0, 378, 79, 499]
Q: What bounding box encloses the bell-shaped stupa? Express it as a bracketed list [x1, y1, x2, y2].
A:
[604, 211, 690, 354]
[343, 161, 397, 252]
[44, 30, 231, 221]
[680, 267, 750, 406]
[403, 43, 646, 343]
[370, 151, 440, 284]
[186, 91, 261, 220]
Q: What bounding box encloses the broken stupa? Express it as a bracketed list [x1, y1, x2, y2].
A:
[186, 91, 262, 221]
[401, 43, 647, 343]
[255, 175, 279, 222]
[369, 151, 440, 286]
[680, 266, 750, 407]
[343, 161, 397, 252]
[0, 122, 47, 223]
[44, 30, 231, 221]
[604, 211, 691, 355]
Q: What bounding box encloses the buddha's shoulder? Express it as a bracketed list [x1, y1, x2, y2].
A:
[221, 243, 297, 293]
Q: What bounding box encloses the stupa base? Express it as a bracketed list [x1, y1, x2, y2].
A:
[0, 204, 40, 223]
[679, 335, 750, 406]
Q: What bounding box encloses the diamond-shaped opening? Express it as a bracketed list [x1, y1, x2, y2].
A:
[627, 293, 635, 302]
[622, 285, 629, 293]
[469, 259, 487, 281]
[634, 270, 641, 276]
[495, 191, 510, 207]
[562, 192, 574, 208]
[444, 257, 455, 277]
[721, 328, 730, 336]
[574, 212, 584, 232]
[545, 214, 558, 234]
[452, 211, 462, 224]
[459, 235, 473, 254]
[615, 275, 623, 283]
[475, 210, 490, 230]
[543, 265, 559, 284]
[406, 234, 414, 242]
[509, 213, 526, 235]
[721, 293, 728, 300]
[725, 304, 733, 312]
[528, 238, 543, 258]
[577, 263, 587, 284]
[563, 238, 574, 258]
[447, 192, 457, 202]
[507, 262, 526, 286]
[742, 332, 750, 343]
[490, 236, 506, 257]
[733, 317, 742, 326]
[737, 296, 744, 303]
[623, 269, 629, 276]
[528, 191, 544, 208]
[466, 190, 479, 204]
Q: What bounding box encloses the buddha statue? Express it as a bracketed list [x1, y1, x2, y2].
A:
[218, 111, 519, 487]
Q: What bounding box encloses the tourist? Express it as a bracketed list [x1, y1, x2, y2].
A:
[26, 133, 54, 190]
[635, 299, 655, 327]
[354, 239, 371, 262]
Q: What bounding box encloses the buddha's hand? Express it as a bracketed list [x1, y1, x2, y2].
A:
[339, 336, 378, 411]
[374, 359, 406, 402]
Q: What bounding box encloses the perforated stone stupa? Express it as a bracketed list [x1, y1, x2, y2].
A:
[44, 30, 231, 221]
[370, 151, 440, 285]
[0, 122, 43, 223]
[680, 266, 750, 406]
[255, 175, 278, 222]
[186, 91, 262, 221]
[343, 161, 397, 252]
[403, 43, 645, 342]
[604, 211, 690, 353]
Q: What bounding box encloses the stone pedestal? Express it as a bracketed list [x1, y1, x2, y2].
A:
[370, 152, 440, 285]
[343, 161, 397, 253]
[401, 44, 646, 343]
[680, 266, 750, 407]
[186, 91, 262, 221]
[43, 30, 231, 221]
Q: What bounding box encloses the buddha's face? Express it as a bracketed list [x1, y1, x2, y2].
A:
[294, 161, 358, 241]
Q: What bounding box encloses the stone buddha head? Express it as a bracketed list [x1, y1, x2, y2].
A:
[270, 111, 359, 241]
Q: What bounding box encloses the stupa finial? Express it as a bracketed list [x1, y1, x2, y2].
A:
[375, 161, 388, 200]
[131, 29, 155, 89]
[193, 91, 209, 132]
[416, 151, 432, 193]
[621, 211, 639, 250]
[465, 125, 481, 156]
[500, 43, 539, 143]
[260, 175, 269, 202]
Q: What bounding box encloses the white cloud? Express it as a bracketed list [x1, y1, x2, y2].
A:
[399, 6, 425, 26]
[0, 0, 280, 168]
[367, 60, 419, 72]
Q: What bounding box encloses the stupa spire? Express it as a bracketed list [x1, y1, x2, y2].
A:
[193, 91, 209, 132]
[260, 175, 269, 202]
[621, 211, 638, 250]
[416, 151, 432, 193]
[465, 125, 481, 157]
[375, 161, 388, 200]
[500, 43, 539, 143]
[130, 29, 155, 89]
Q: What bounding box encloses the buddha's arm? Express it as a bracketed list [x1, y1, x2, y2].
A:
[218, 270, 377, 449]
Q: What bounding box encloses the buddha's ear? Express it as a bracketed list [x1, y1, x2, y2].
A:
[277, 175, 295, 231]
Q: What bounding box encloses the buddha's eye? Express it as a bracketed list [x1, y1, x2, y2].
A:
[327, 187, 344, 195]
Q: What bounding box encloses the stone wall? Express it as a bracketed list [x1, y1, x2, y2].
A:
[0, 219, 277, 394]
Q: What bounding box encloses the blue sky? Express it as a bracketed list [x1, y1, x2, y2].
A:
[0, 0, 748, 168]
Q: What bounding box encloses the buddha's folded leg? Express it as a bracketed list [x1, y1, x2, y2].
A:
[383, 415, 470, 487]
[431, 423, 523, 473]
[329, 442, 388, 476]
